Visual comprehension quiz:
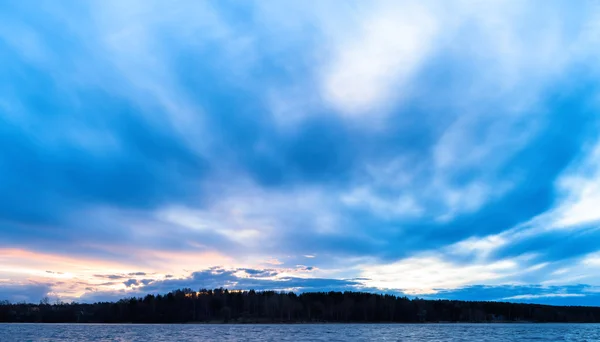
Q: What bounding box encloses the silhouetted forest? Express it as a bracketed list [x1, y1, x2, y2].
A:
[2, 288, 600, 323]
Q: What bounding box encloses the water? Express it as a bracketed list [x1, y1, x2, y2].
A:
[1, 323, 599, 341]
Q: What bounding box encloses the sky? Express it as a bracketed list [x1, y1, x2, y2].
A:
[1, 0, 600, 306]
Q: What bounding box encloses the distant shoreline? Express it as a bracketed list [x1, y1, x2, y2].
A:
[3, 289, 600, 324]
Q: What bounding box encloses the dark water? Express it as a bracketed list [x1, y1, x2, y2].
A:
[1, 323, 599, 341]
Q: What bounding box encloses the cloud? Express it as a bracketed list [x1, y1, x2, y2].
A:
[0, 282, 51, 303]
[1, 0, 600, 305]
[503, 293, 585, 300]
[553, 137, 600, 227]
[123, 279, 138, 287]
[359, 256, 519, 294]
[492, 225, 600, 264]
[81, 269, 600, 307]
[94, 274, 127, 280]
[320, 1, 439, 116]
[426, 284, 600, 306]
[80, 267, 363, 302]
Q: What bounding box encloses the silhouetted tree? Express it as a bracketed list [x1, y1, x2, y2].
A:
[1, 289, 599, 323]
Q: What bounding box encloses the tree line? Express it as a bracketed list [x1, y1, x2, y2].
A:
[1, 288, 599, 323]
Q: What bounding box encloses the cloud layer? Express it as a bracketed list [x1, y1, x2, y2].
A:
[1, 0, 600, 305]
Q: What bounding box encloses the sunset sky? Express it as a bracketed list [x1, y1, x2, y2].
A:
[2, 0, 600, 305]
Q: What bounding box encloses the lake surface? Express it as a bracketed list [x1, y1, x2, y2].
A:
[1, 323, 599, 341]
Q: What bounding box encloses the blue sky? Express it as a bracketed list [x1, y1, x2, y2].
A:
[2, 0, 600, 305]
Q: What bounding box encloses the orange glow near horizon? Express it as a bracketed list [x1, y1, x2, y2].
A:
[0, 247, 243, 301]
